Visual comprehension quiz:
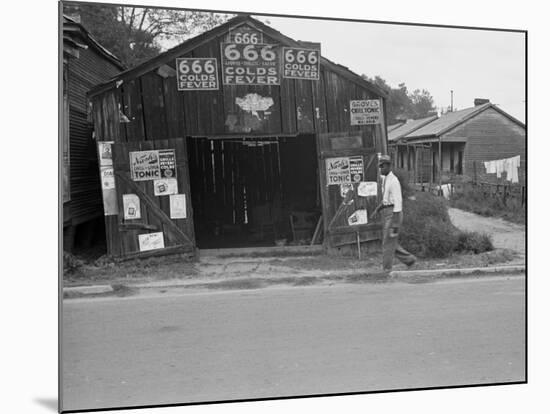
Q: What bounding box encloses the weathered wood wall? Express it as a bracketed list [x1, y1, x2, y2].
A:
[90, 30, 385, 142]
[446, 107, 525, 181]
[66, 45, 122, 226]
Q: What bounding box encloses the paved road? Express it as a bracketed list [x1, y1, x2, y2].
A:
[62, 275, 525, 411]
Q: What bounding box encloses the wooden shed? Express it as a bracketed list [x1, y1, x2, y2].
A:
[63, 15, 125, 251]
[87, 14, 390, 259]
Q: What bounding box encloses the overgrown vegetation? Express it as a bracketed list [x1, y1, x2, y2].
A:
[394, 169, 494, 258]
[450, 187, 525, 225]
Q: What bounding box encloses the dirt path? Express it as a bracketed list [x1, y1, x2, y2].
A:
[448, 208, 525, 259]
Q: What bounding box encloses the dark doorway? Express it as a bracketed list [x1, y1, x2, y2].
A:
[187, 135, 320, 249]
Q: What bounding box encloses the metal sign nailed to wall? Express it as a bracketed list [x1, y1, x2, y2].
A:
[176, 58, 219, 91]
[130, 149, 177, 181]
[350, 100, 382, 125]
[282, 47, 320, 80]
[326, 157, 351, 186]
[221, 41, 280, 85]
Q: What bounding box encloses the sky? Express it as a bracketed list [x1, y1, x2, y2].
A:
[158, 7, 525, 123]
[256, 16, 526, 122]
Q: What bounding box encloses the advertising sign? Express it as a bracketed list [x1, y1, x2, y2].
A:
[176, 58, 219, 90]
[349, 156, 364, 182]
[158, 149, 177, 178]
[98, 141, 113, 166]
[350, 100, 382, 125]
[221, 42, 280, 85]
[100, 166, 115, 190]
[358, 181, 378, 197]
[282, 47, 320, 80]
[138, 232, 165, 252]
[326, 157, 351, 186]
[99, 166, 118, 215]
[170, 194, 187, 219]
[226, 25, 264, 44]
[154, 178, 178, 196]
[130, 150, 160, 181]
[348, 209, 368, 226]
[123, 194, 141, 220]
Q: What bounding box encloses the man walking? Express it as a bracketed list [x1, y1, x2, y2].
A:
[371, 155, 416, 273]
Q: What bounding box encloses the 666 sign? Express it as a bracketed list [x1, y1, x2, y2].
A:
[176, 58, 219, 91]
[221, 43, 280, 85]
[283, 47, 320, 80]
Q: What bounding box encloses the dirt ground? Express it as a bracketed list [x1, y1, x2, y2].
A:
[448, 208, 525, 260]
[63, 207, 525, 288]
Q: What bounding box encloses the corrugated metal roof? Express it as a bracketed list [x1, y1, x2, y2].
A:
[388, 115, 438, 142]
[387, 121, 405, 132]
[404, 104, 490, 138]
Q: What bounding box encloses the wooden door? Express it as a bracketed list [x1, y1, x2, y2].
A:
[110, 137, 196, 259]
[317, 131, 383, 251]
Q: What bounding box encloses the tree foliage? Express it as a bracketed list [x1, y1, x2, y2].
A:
[362, 75, 436, 124]
[63, 3, 232, 67]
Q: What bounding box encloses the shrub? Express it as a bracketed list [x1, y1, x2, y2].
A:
[456, 232, 493, 254]
[400, 192, 457, 258]
[398, 190, 493, 258]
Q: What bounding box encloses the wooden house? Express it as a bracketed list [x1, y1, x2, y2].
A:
[389, 100, 525, 186]
[63, 15, 125, 251]
[87, 14, 390, 259]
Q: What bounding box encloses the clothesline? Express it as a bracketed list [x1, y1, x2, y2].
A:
[483, 155, 521, 183]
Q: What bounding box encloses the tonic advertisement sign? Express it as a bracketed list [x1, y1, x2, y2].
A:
[130, 151, 161, 181]
[350, 100, 382, 125]
[282, 47, 320, 80]
[326, 157, 351, 186]
[130, 149, 177, 181]
[176, 58, 219, 90]
[221, 42, 280, 85]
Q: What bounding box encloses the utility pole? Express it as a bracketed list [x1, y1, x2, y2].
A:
[450, 90, 454, 112]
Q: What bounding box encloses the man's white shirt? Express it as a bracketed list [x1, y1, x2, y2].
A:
[381, 171, 403, 213]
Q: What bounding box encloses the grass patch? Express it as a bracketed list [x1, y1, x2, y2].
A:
[450, 187, 525, 224]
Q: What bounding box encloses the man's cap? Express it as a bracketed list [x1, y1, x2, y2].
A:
[378, 155, 391, 165]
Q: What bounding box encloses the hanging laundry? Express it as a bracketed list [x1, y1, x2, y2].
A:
[483, 155, 521, 183]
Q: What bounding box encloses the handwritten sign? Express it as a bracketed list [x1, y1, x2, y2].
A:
[326, 157, 351, 186]
[350, 100, 382, 125]
[176, 58, 219, 90]
[282, 47, 320, 80]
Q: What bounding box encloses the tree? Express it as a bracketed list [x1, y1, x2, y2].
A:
[362, 75, 436, 124]
[63, 3, 232, 67]
[410, 89, 436, 119]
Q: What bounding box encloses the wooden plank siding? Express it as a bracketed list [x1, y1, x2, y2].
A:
[444, 107, 525, 182]
[65, 44, 122, 226]
[87, 18, 390, 256]
[89, 30, 385, 140]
